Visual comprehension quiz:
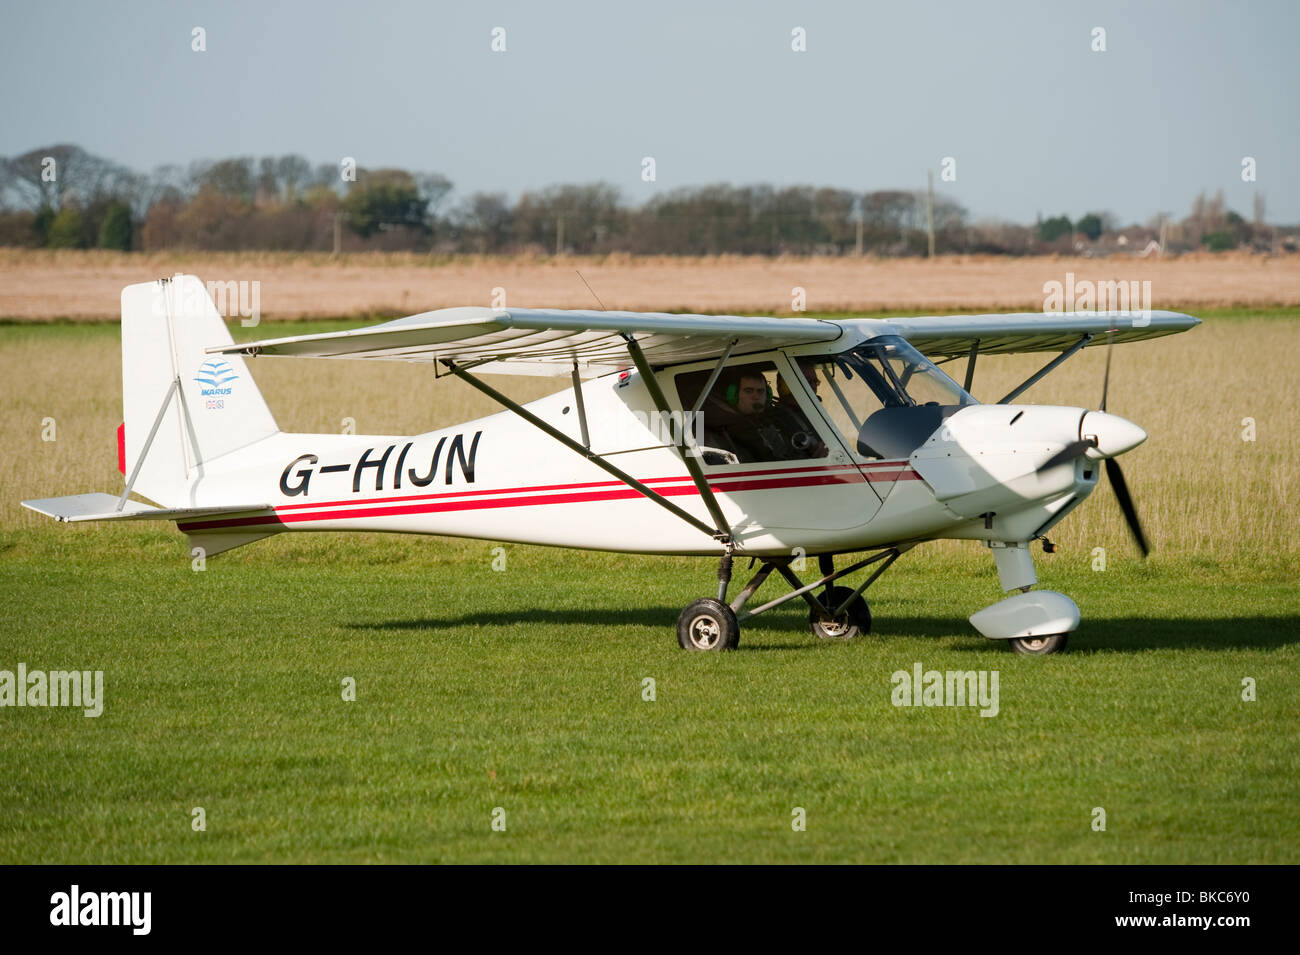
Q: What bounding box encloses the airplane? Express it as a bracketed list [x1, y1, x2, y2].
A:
[23, 274, 1199, 654]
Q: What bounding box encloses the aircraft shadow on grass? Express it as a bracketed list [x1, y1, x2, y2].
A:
[347, 610, 1299, 654]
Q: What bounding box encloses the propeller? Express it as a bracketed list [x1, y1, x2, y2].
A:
[1104, 456, 1149, 557]
[1034, 326, 1150, 556]
[1038, 437, 1097, 472]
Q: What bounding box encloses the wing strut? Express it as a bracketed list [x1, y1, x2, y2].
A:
[962, 339, 979, 394]
[689, 339, 737, 419]
[443, 360, 722, 541]
[569, 362, 590, 449]
[997, 334, 1094, 404]
[621, 335, 734, 543]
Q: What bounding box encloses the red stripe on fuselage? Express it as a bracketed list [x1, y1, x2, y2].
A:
[178, 461, 920, 532]
[271, 459, 912, 512]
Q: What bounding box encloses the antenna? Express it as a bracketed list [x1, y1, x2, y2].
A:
[575, 270, 607, 311]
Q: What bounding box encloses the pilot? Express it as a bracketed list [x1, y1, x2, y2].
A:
[766, 361, 828, 458]
[701, 369, 775, 463]
[702, 369, 824, 463]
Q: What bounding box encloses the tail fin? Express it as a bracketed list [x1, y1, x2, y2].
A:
[121, 274, 278, 507]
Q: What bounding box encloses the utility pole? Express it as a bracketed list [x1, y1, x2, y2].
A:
[925, 170, 936, 258]
[332, 213, 342, 257]
[556, 215, 565, 256]
[1253, 192, 1269, 251]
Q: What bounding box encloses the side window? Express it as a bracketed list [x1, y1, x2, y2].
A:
[674, 360, 830, 466]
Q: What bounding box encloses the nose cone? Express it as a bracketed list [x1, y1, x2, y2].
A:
[1081, 411, 1147, 458]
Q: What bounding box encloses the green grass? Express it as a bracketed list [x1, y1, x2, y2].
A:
[2, 309, 1296, 863]
[1, 528, 1295, 864]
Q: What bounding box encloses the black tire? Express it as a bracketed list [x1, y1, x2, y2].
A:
[809, 586, 872, 640]
[1008, 633, 1069, 655]
[677, 598, 740, 651]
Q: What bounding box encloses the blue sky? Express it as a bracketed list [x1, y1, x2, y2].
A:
[2, 0, 1296, 223]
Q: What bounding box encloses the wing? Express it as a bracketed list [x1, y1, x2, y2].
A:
[872, 310, 1200, 358]
[211, 307, 844, 377]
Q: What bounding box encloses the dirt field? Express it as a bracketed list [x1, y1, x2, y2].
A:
[2, 249, 1298, 320]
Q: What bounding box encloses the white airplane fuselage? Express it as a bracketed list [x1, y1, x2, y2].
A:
[176, 359, 1110, 558]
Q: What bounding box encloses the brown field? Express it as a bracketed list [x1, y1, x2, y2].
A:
[2, 313, 1296, 572]
[2, 248, 1299, 321]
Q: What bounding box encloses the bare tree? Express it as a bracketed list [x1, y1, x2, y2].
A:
[1, 144, 135, 211]
[416, 173, 453, 219]
[452, 192, 514, 252]
[191, 158, 256, 202]
[276, 155, 313, 201]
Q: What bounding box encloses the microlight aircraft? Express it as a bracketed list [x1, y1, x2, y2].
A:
[24, 275, 1198, 653]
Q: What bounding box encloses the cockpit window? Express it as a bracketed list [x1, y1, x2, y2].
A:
[674, 360, 831, 466]
[808, 336, 976, 459]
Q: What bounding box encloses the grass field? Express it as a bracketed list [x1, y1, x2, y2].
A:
[1, 307, 1297, 863]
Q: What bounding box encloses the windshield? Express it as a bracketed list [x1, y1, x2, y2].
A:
[806, 336, 976, 459]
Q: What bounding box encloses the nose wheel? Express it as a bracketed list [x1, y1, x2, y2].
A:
[1008, 633, 1069, 655]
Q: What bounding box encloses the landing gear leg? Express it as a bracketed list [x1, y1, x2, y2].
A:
[818, 554, 835, 601]
[717, 549, 734, 602]
[969, 542, 1078, 654]
[677, 545, 741, 652]
[738, 549, 902, 642]
[675, 547, 906, 650]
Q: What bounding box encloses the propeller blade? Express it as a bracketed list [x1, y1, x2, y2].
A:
[1038, 438, 1096, 473]
[1099, 327, 1115, 412]
[1104, 457, 1149, 557]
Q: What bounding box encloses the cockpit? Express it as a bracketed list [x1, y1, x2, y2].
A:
[807, 336, 977, 459]
[671, 335, 976, 467]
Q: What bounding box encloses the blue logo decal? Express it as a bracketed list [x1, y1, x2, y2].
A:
[195, 359, 238, 397]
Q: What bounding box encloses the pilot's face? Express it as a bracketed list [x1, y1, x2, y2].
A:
[736, 377, 768, 414]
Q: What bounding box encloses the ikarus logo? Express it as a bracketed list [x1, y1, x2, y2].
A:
[195, 358, 238, 410]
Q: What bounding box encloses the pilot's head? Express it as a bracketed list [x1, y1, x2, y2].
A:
[734, 371, 769, 415]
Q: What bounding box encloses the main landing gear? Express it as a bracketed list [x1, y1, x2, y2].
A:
[675, 547, 904, 651]
[677, 598, 740, 651]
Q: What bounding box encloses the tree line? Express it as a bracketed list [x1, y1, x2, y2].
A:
[0, 143, 1280, 256]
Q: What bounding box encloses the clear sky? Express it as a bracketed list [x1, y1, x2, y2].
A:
[2, 0, 1297, 224]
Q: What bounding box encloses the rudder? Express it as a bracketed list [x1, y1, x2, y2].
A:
[121, 274, 278, 507]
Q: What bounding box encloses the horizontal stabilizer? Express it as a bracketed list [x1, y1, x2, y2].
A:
[22, 493, 271, 523]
